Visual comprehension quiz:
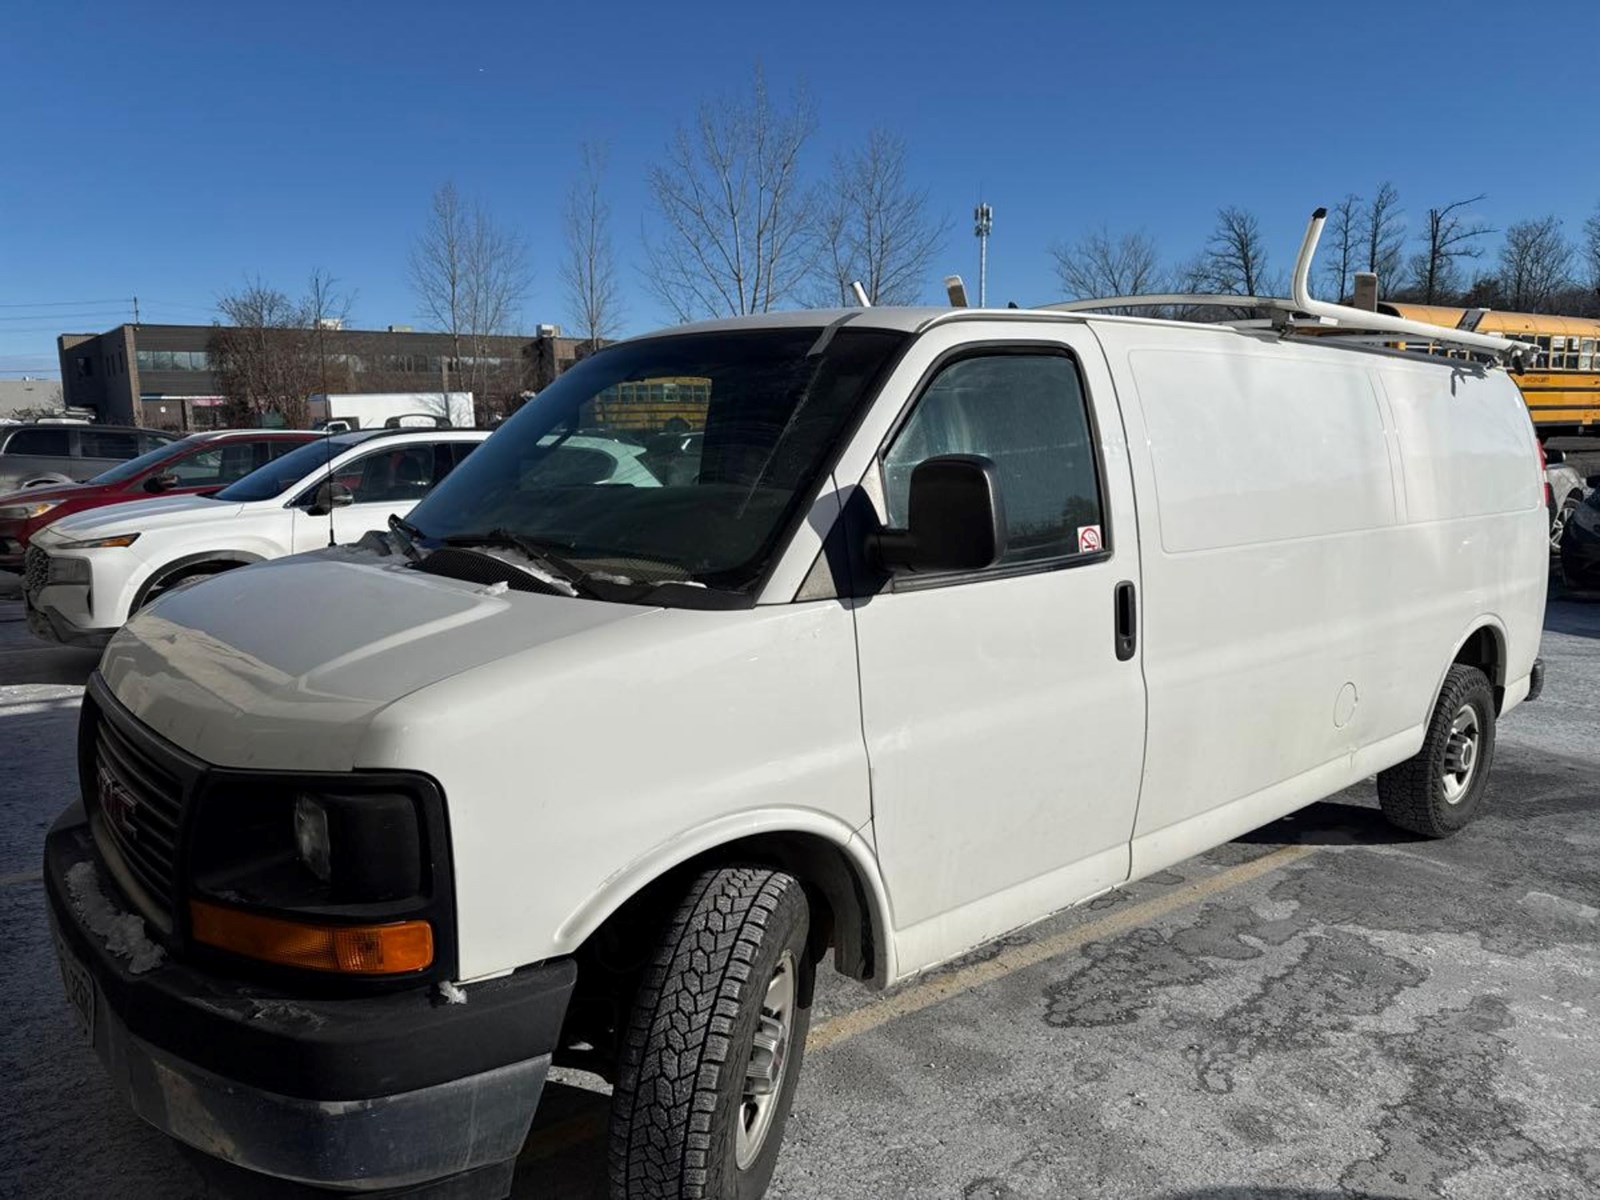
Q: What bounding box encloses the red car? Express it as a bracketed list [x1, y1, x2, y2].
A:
[0, 429, 319, 570]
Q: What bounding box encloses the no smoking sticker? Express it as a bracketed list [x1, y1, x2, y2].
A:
[1077, 525, 1102, 553]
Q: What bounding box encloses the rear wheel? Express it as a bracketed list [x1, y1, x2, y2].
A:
[608, 867, 813, 1200]
[1377, 664, 1496, 837]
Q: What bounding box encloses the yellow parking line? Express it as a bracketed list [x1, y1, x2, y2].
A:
[519, 842, 1316, 1162]
[806, 843, 1317, 1052]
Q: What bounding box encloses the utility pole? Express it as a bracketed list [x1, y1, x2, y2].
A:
[132, 295, 140, 324]
[973, 203, 993, 307]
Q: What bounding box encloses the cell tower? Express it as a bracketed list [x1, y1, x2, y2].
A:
[973, 202, 993, 307]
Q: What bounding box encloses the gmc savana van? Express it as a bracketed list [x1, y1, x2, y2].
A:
[46, 213, 1547, 1200]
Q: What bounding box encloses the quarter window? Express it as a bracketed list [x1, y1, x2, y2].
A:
[80, 430, 141, 459]
[883, 352, 1105, 568]
[3, 428, 71, 457]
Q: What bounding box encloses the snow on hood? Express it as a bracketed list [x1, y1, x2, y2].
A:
[99, 550, 654, 771]
[34, 493, 240, 542]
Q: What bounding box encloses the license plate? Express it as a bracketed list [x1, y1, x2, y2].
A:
[56, 936, 96, 1045]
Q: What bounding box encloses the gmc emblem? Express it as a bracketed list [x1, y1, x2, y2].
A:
[97, 767, 138, 842]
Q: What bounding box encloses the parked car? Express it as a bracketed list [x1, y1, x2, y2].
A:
[1544, 446, 1592, 550]
[0, 422, 178, 493]
[0, 429, 318, 570]
[44, 296, 1546, 1200]
[21, 427, 487, 646]
[1559, 486, 1600, 589]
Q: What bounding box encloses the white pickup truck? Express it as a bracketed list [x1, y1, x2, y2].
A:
[45, 214, 1547, 1200]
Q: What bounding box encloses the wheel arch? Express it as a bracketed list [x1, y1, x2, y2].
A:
[557, 810, 895, 988]
[1445, 618, 1509, 713]
[130, 549, 267, 612]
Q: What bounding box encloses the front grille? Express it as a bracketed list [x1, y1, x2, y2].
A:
[89, 711, 185, 931]
[23, 545, 48, 594]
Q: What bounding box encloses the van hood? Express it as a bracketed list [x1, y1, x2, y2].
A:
[35, 494, 239, 542]
[99, 550, 654, 770]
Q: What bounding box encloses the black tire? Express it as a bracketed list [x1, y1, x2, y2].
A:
[138, 563, 235, 610]
[1377, 664, 1497, 838]
[608, 867, 813, 1200]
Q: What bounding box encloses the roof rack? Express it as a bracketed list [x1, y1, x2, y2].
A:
[1040, 208, 1532, 368]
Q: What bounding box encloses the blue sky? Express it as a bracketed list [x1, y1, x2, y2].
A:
[4, 0, 1598, 377]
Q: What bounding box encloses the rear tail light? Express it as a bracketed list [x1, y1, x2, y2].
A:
[1536, 439, 1550, 507]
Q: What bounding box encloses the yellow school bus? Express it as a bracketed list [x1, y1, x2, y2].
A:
[1381, 303, 1600, 435]
[590, 377, 712, 435]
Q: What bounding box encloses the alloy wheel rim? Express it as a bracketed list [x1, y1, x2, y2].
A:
[735, 949, 796, 1170]
[1441, 703, 1481, 805]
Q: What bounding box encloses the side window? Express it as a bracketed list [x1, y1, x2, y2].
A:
[80, 430, 141, 459]
[169, 447, 227, 484]
[3, 428, 71, 457]
[345, 446, 437, 503]
[883, 352, 1105, 568]
[261, 439, 303, 463]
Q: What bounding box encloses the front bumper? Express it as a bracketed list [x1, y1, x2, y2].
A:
[24, 589, 115, 647]
[45, 807, 576, 1196]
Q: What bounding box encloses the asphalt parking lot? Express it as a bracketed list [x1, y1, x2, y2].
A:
[1, 573, 1596, 1200]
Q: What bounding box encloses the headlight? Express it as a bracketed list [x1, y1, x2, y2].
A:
[0, 500, 61, 520]
[56, 532, 139, 550]
[186, 774, 446, 979]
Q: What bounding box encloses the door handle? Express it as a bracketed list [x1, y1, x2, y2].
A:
[1114, 580, 1137, 662]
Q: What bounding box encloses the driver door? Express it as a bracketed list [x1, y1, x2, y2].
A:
[290, 441, 464, 552]
[848, 328, 1147, 977]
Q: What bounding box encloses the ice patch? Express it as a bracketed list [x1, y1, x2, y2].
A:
[1520, 890, 1599, 924]
[64, 861, 165, 974]
[478, 580, 509, 596]
[436, 980, 468, 1005]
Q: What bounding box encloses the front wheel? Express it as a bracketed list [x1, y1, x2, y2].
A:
[608, 867, 813, 1200]
[1377, 664, 1497, 837]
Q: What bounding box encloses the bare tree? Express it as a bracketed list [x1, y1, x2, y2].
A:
[1192, 207, 1277, 296]
[210, 276, 325, 428]
[560, 142, 623, 351]
[304, 268, 355, 398]
[1361, 182, 1405, 293]
[1407, 195, 1491, 305]
[1584, 204, 1600, 292]
[1052, 227, 1163, 300]
[643, 69, 818, 320]
[409, 182, 532, 409]
[1498, 216, 1573, 312]
[1320, 194, 1361, 302]
[816, 129, 946, 306]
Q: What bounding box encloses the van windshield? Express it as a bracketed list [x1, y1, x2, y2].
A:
[405, 326, 907, 601]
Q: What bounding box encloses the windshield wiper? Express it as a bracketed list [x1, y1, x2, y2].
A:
[442, 529, 602, 598]
[387, 513, 426, 563]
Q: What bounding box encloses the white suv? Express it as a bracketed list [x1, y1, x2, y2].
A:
[22, 427, 487, 646]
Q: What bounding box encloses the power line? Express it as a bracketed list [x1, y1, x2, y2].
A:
[0, 298, 127, 308]
[0, 310, 130, 322]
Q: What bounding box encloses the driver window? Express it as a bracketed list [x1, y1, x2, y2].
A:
[883, 352, 1105, 567]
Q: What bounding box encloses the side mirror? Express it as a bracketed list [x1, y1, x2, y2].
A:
[307, 480, 355, 516]
[871, 455, 1007, 574]
[143, 472, 180, 493]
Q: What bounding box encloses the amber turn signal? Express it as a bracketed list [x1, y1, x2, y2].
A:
[189, 900, 434, 975]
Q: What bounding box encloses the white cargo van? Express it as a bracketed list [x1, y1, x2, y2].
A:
[46, 212, 1547, 1200]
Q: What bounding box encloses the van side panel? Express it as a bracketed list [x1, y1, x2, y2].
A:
[1089, 323, 1544, 877]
